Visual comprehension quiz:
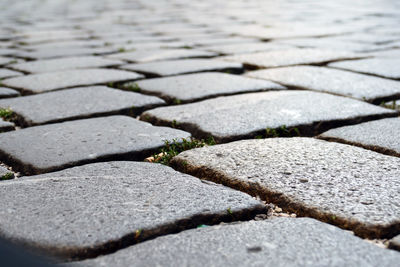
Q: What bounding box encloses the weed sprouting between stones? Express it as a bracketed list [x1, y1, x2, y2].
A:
[124, 82, 141, 92]
[380, 100, 399, 111]
[0, 108, 13, 121]
[264, 125, 300, 138]
[150, 137, 216, 165]
[0, 172, 14, 181]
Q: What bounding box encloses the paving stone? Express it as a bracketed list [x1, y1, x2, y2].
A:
[9, 56, 125, 74]
[0, 68, 23, 79]
[389, 235, 400, 251]
[0, 119, 14, 132]
[0, 161, 265, 259]
[15, 47, 116, 60]
[131, 72, 284, 103]
[0, 48, 19, 56]
[220, 48, 361, 69]
[319, 117, 400, 157]
[271, 38, 393, 53]
[1, 68, 143, 94]
[246, 66, 400, 103]
[329, 58, 400, 80]
[0, 87, 19, 98]
[119, 59, 243, 77]
[172, 137, 400, 238]
[141, 90, 396, 142]
[204, 42, 294, 55]
[0, 56, 16, 66]
[0, 116, 190, 174]
[107, 48, 218, 63]
[0, 86, 164, 126]
[221, 24, 353, 40]
[365, 49, 400, 59]
[73, 218, 400, 267]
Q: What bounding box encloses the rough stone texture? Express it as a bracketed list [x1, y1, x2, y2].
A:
[246, 66, 400, 103]
[1, 68, 144, 94]
[0, 87, 19, 98]
[172, 138, 400, 238]
[73, 218, 400, 267]
[119, 59, 243, 77]
[0, 161, 265, 259]
[0, 69, 22, 79]
[0, 48, 19, 56]
[141, 90, 396, 142]
[389, 235, 400, 251]
[220, 48, 360, 68]
[9, 56, 125, 74]
[107, 48, 218, 63]
[132, 72, 285, 103]
[0, 119, 14, 132]
[0, 116, 190, 174]
[0, 86, 165, 126]
[329, 58, 400, 80]
[319, 117, 400, 157]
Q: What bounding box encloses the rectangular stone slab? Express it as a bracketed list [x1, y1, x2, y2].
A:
[246, 66, 400, 103]
[0, 115, 190, 174]
[220, 48, 360, 68]
[119, 59, 243, 77]
[329, 58, 400, 80]
[0, 161, 265, 259]
[8, 56, 125, 74]
[0, 86, 165, 126]
[141, 90, 396, 143]
[107, 48, 218, 63]
[319, 117, 400, 157]
[73, 218, 400, 267]
[171, 138, 400, 238]
[132, 72, 285, 103]
[1, 68, 144, 94]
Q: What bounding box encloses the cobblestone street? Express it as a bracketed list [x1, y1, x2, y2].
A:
[1, 0, 400, 266]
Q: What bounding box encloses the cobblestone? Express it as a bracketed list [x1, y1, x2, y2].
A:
[1, 0, 400, 264]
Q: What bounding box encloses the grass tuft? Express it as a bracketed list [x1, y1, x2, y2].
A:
[0, 108, 13, 120]
[150, 137, 216, 165]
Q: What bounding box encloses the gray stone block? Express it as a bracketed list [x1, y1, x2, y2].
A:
[2, 68, 144, 94]
[329, 58, 400, 80]
[0, 161, 265, 259]
[9, 56, 125, 74]
[132, 72, 284, 103]
[120, 59, 243, 77]
[0, 86, 165, 126]
[0, 119, 14, 132]
[73, 218, 400, 267]
[107, 48, 218, 63]
[0, 115, 190, 174]
[0, 87, 19, 99]
[141, 90, 396, 142]
[0, 69, 22, 79]
[220, 48, 360, 68]
[247, 66, 400, 103]
[319, 117, 400, 157]
[171, 138, 400, 238]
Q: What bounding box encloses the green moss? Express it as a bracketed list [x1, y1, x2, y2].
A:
[265, 125, 300, 138]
